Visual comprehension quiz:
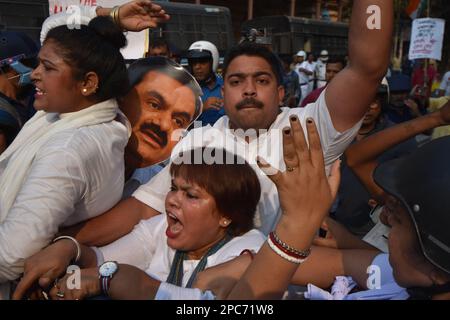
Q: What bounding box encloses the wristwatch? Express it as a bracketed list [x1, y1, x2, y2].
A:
[99, 261, 119, 296]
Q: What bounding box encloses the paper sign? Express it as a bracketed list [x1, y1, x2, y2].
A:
[409, 18, 445, 61]
[48, 0, 146, 59]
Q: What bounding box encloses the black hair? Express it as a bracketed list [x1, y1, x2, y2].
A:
[326, 56, 347, 67]
[150, 37, 170, 50]
[44, 16, 129, 101]
[279, 54, 293, 66]
[127, 57, 203, 119]
[222, 42, 283, 86]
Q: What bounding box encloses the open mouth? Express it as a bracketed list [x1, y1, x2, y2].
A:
[166, 211, 184, 238]
[35, 87, 46, 96]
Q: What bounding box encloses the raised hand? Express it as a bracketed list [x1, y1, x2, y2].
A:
[116, 0, 170, 31]
[257, 116, 340, 232]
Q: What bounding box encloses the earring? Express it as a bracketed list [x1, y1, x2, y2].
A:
[222, 220, 230, 227]
[82, 88, 88, 93]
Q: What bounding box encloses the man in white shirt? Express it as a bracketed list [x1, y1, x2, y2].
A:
[59, 0, 393, 247]
[315, 50, 329, 89]
[296, 53, 317, 105]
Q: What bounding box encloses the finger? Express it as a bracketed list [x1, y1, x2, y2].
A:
[38, 269, 62, 291]
[141, 1, 162, 12]
[282, 126, 299, 171]
[327, 160, 341, 200]
[305, 118, 325, 171]
[256, 156, 281, 183]
[148, 4, 163, 13]
[12, 271, 41, 300]
[289, 115, 309, 162]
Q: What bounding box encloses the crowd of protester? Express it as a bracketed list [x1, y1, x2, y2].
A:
[1, 0, 450, 301]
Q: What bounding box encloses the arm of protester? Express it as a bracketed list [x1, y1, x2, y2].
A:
[313, 217, 377, 250]
[95, 0, 170, 31]
[193, 252, 253, 300]
[14, 216, 158, 300]
[226, 117, 339, 299]
[290, 245, 379, 290]
[12, 239, 98, 300]
[0, 148, 88, 283]
[326, 0, 393, 132]
[48, 264, 161, 300]
[61, 197, 160, 247]
[51, 218, 162, 300]
[41, 1, 169, 44]
[345, 100, 450, 203]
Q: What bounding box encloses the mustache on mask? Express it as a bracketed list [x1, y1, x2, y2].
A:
[140, 122, 168, 147]
[235, 97, 264, 110]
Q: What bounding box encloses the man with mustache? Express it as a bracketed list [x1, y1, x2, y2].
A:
[60, 0, 393, 246]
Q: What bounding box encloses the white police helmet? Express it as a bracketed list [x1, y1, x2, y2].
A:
[187, 41, 219, 73]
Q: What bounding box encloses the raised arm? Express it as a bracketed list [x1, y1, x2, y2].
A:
[41, 1, 169, 44]
[326, 0, 393, 131]
[95, 0, 169, 31]
[345, 101, 450, 202]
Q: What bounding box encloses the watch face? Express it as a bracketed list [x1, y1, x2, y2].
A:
[99, 261, 118, 277]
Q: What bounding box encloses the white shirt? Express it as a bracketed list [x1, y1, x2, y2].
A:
[296, 61, 317, 85]
[97, 214, 265, 288]
[133, 89, 361, 235]
[315, 60, 327, 86]
[440, 71, 450, 96]
[0, 118, 128, 283]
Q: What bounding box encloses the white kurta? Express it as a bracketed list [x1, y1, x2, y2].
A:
[0, 115, 128, 284]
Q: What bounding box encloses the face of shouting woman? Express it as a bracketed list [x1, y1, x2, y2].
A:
[165, 175, 231, 260]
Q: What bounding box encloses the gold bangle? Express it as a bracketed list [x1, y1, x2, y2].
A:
[109, 6, 121, 27]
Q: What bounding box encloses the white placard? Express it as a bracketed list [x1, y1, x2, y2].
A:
[408, 18, 445, 61]
[48, 0, 147, 59]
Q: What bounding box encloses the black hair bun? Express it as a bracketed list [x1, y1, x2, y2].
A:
[88, 16, 127, 49]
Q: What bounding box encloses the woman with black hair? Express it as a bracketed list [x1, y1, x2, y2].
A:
[0, 16, 130, 296]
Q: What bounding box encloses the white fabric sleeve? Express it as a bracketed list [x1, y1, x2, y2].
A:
[132, 164, 171, 214]
[0, 148, 87, 282]
[301, 88, 362, 171]
[155, 282, 216, 300]
[40, 5, 98, 44]
[91, 246, 105, 267]
[98, 217, 160, 271]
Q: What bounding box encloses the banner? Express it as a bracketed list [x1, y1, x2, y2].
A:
[408, 18, 445, 61]
[47, 0, 146, 59]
